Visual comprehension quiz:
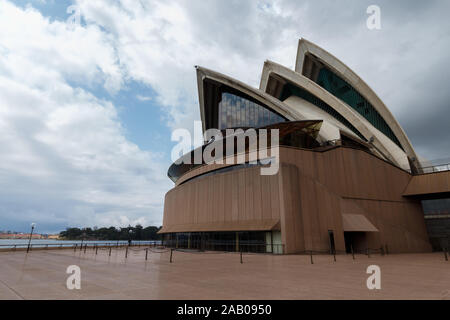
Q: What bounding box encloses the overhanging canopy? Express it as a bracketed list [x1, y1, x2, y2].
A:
[158, 219, 280, 234]
[342, 214, 378, 232]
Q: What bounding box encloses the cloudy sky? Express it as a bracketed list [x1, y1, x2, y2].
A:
[0, 0, 449, 233]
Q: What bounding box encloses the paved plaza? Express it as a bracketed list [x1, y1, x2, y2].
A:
[0, 247, 449, 299]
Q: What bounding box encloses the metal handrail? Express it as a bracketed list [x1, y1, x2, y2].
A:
[417, 163, 450, 174]
[0, 240, 161, 249]
[1, 242, 408, 264]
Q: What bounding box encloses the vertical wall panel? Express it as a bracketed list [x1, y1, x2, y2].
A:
[162, 146, 431, 253]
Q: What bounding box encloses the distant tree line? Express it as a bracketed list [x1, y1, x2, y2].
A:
[59, 225, 162, 240]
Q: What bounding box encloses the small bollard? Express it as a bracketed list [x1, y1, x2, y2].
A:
[145, 248, 148, 261]
[84, 244, 87, 253]
[95, 245, 98, 255]
[240, 250, 243, 264]
[170, 248, 173, 263]
[351, 245, 355, 260]
[125, 246, 129, 258]
[109, 247, 112, 256]
[310, 250, 313, 264]
[74, 244, 77, 252]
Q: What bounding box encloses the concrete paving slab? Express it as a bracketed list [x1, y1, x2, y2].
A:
[0, 249, 449, 299]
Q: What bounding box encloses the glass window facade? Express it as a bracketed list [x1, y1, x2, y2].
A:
[163, 231, 282, 253]
[280, 83, 366, 141]
[218, 92, 286, 129]
[179, 159, 272, 186]
[422, 198, 450, 251]
[313, 67, 403, 150]
[422, 198, 450, 215]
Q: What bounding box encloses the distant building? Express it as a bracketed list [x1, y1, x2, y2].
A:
[0, 233, 42, 239]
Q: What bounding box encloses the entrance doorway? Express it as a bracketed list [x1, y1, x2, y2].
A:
[344, 232, 367, 253]
[328, 230, 335, 253]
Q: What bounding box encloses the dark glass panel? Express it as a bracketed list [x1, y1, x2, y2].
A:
[218, 92, 286, 129]
[164, 231, 268, 253]
[280, 82, 366, 141]
[314, 67, 403, 150]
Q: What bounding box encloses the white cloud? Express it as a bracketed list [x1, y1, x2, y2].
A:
[0, 2, 123, 94]
[74, 0, 300, 132]
[1, 0, 449, 232]
[0, 1, 170, 232]
[73, 0, 447, 160]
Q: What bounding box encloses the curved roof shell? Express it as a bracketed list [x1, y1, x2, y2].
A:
[259, 60, 408, 168]
[295, 38, 419, 167]
[188, 39, 420, 175]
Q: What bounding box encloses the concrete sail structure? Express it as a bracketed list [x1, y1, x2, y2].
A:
[259, 60, 397, 165]
[160, 39, 434, 255]
[196, 66, 301, 133]
[294, 38, 419, 170]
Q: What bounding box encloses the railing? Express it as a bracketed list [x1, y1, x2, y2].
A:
[321, 141, 450, 175]
[2, 241, 449, 263]
[418, 163, 450, 174]
[167, 245, 392, 264]
[0, 240, 161, 251]
[295, 246, 388, 264]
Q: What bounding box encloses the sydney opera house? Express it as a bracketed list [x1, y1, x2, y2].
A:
[159, 39, 450, 254]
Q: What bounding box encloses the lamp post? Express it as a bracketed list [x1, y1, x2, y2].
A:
[27, 223, 36, 253]
[80, 232, 86, 251]
[128, 229, 133, 246]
